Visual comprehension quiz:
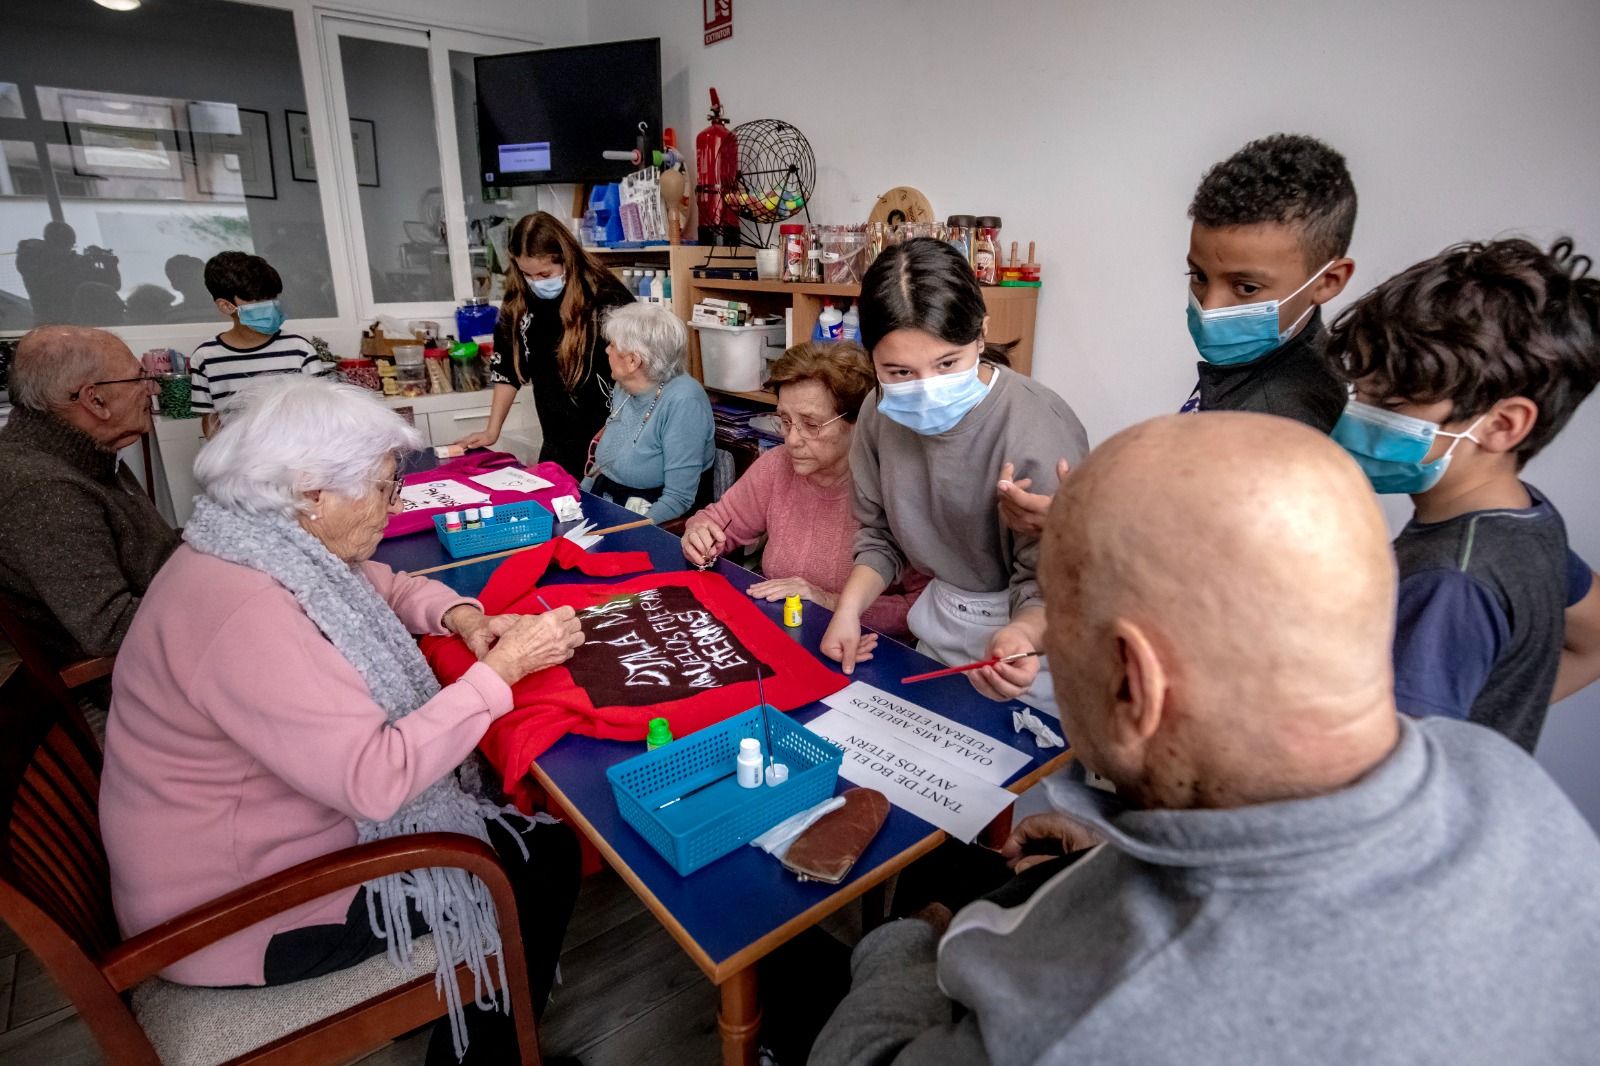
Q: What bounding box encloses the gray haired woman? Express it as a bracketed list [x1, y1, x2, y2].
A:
[582, 302, 716, 522]
[100, 376, 584, 1065]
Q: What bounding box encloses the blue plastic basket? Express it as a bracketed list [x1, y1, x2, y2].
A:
[607, 707, 844, 876]
[431, 500, 553, 559]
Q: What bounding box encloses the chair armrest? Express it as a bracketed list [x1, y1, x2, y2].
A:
[99, 832, 511, 992]
[60, 656, 114, 689]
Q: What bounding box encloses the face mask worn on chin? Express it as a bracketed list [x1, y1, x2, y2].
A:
[876, 361, 990, 435]
[236, 299, 285, 335]
[1186, 261, 1334, 367]
[530, 274, 566, 300]
[1331, 400, 1488, 494]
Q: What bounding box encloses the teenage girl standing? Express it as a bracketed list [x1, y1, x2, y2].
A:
[821, 239, 1090, 710]
[454, 211, 635, 478]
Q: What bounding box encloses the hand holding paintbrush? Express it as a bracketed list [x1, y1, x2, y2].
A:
[682, 512, 733, 570]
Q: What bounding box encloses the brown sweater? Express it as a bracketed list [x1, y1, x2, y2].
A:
[0, 406, 179, 660]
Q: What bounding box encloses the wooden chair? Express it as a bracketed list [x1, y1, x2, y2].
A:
[0, 590, 115, 706]
[0, 662, 545, 1065]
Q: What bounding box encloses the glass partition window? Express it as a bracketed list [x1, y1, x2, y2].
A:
[0, 0, 338, 331]
[336, 33, 453, 306]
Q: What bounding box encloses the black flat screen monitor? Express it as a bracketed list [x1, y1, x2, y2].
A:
[475, 38, 662, 186]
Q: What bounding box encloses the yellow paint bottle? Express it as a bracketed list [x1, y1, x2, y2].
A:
[783, 595, 803, 628]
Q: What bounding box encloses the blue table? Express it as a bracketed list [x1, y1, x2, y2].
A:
[375, 489, 1073, 1065]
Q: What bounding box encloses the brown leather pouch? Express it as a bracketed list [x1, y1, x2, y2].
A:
[780, 788, 889, 884]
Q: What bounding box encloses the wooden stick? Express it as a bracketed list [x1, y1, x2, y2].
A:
[590, 517, 655, 536]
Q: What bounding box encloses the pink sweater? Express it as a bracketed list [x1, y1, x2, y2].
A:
[694, 445, 924, 637]
[100, 545, 513, 987]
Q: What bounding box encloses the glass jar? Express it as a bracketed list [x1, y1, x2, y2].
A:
[974, 216, 1003, 284]
[946, 214, 976, 264]
[781, 223, 807, 282]
[805, 225, 825, 283]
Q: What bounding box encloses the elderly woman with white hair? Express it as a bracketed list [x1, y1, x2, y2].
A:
[582, 302, 716, 522]
[100, 376, 585, 1065]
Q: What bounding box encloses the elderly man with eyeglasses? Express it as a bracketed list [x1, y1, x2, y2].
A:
[0, 324, 178, 662]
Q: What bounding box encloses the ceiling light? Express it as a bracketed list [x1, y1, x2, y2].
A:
[94, 0, 142, 10]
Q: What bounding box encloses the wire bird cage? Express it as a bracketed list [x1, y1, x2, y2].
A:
[724, 119, 815, 249]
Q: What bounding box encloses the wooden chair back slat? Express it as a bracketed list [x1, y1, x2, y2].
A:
[0, 665, 120, 955]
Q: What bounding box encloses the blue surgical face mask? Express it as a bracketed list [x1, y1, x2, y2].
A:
[235, 298, 284, 335]
[529, 273, 565, 300]
[1186, 261, 1333, 367]
[876, 361, 990, 435]
[1331, 400, 1486, 495]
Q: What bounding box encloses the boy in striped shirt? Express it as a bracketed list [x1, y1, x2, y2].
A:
[190, 251, 328, 436]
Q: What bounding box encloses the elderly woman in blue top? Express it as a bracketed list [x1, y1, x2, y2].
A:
[582, 303, 715, 522]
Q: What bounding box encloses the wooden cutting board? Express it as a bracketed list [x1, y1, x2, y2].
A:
[868, 185, 936, 228]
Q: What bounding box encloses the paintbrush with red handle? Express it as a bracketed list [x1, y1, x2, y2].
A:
[901, 650, 1043, 684]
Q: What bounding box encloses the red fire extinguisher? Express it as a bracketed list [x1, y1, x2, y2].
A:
[695, 88, 739, 246]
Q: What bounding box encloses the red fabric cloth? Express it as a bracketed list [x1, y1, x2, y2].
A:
[421, 539, 848, 788]
[383, 451, 581, 538]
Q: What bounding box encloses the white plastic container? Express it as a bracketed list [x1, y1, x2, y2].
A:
[737, 738, 763, 789]
[695, 322, 786, 393]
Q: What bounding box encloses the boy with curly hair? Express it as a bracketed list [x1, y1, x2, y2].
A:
[1180, 133, 1359, 430]
[1328, 237, 1600, 751]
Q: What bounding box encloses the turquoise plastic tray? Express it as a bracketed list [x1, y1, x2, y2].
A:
[431, 499, 553, 559]
[607, 707, 843, 876]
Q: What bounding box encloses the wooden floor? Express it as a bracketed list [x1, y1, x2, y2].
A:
[0, 867, 725, 1065]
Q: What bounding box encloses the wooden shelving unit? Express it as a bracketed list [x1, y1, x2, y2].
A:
[684, 276, 1040, 403]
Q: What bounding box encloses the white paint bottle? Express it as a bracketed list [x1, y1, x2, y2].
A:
[736, 738, 763, 789]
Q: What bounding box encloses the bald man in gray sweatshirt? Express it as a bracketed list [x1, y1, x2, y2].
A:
[812, 412, 1600, 1066]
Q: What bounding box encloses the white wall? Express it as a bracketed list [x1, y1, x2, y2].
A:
[586, 0, 1600, 821]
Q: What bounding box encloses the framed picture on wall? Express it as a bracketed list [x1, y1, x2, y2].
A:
[350, 118, 379, 187]
[286, 109, 316, 182]
[190, 105, 276, 200]
[62, 93, 182, 181]
[286, 110, 379, 187]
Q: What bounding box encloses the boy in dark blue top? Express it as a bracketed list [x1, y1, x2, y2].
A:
[1328, 237, 1600, 751]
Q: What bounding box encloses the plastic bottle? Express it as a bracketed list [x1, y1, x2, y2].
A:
[737, 738, 763, 788]
[637, 270, 653, 300]
[464, 507, 481, 530]
[813, 300, 842, 341]
[649, 270, 665, 304]
[646, 717, 673, 751]
[662, 271, 673, 302]
[443, 511, 463, 533]
[840, 303, 860, 342]
[783, 595, 803, 627]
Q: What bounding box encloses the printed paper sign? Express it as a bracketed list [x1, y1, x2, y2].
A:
[398, 478, 491, 511]
[470, 467, 554, 494]
[566, 586, 775, 706]
[805, 708, 1015, 843]
[823, 682, 1030, 786]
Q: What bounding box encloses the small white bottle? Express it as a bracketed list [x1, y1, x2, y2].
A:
[622, 269, 636, 298]
[649, 270, 665, 305]
[736, 738, 763, 789]
[840, 303, 861, 342]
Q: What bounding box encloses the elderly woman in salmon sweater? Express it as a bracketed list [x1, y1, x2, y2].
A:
[100, 376, 585, 1065]
[679, 340, 926, 648]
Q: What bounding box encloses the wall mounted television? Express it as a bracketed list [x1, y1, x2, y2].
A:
[475, 37, 663, 186]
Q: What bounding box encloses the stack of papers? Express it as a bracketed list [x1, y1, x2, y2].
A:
[804, 682, 1026, 842]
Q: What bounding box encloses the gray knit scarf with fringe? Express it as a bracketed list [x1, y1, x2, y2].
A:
[184, 496, 530, 1059]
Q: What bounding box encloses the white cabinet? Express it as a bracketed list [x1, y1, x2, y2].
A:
[150, 387, 541, 526]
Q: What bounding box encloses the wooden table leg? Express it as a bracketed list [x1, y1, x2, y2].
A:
[718, 965, 761, 1066]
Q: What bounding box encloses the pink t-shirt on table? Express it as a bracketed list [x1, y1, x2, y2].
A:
[693, 445, 925, 638]
[100, 545, 512, 987]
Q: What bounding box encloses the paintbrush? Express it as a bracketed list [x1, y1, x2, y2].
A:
[901, 650, 1043, 684]
[693, 513, 734, 570]
[756, 664, 774, 774]
[654, 771, 737, 810]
